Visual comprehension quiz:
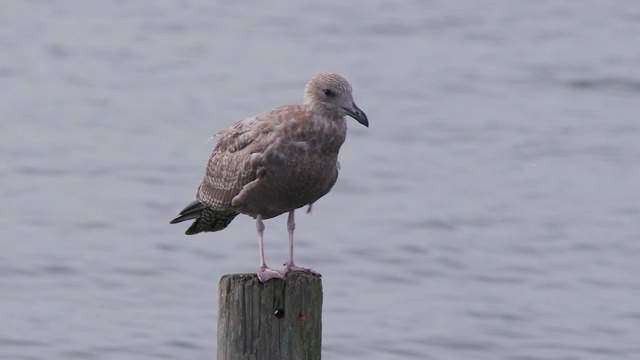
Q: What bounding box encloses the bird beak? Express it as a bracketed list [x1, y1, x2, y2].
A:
[344, 103, 369, 127]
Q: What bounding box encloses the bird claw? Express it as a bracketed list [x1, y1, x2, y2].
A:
[257, 267, 285, 282]
[281, 262, 321, 277]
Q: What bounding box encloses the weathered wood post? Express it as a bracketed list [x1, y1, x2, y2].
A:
[217, 272, 322, 360]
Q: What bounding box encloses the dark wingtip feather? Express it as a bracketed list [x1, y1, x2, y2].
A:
[170, 200, 239, 235]
[169, 200, 206, 224]
[169, 213, 195, 224]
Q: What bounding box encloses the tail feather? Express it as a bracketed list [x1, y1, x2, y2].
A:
[170, 200, 239, 235]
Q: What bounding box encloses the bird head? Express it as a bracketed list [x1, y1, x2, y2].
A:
[304, 73, 369, 127]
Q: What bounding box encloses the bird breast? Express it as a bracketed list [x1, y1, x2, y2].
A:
[231, 115, 346, 218]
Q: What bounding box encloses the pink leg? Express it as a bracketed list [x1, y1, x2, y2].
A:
[256, 215, 284, 282]
[282, 210, 321, 277]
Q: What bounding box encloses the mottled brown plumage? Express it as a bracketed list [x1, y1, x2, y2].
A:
[170, 73, 368, 281]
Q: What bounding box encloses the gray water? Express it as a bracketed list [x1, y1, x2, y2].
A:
[2, 1, 639, 359]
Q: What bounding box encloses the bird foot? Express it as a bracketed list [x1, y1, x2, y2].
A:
[281, 262, 321, 277]
[257, 267, 285, 282]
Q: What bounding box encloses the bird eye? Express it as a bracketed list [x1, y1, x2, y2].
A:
[322, 88, 335, 97]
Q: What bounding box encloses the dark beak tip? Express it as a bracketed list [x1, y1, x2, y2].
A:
[344, 104, 369, 127]
[358, 112, 369, 128]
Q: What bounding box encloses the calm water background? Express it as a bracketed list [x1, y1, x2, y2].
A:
[2, 1, 639, 359]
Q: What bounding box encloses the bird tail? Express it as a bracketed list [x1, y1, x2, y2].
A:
[170, 200, 239, 235]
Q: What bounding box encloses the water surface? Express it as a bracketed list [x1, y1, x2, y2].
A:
[2, 1, 639, 359]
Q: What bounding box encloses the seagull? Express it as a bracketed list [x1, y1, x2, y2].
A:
[170, 73, 368, 282]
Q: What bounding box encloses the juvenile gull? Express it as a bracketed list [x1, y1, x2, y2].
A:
[170, 73, 368, 282]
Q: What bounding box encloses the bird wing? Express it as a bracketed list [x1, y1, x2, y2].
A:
[195, 107, 298, 209]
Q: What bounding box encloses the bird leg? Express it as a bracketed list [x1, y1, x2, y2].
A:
[282, 210, 321, 277]
[256, 215, 284, 282]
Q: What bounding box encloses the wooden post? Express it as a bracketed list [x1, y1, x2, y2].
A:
[217, 272, 322, 360]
